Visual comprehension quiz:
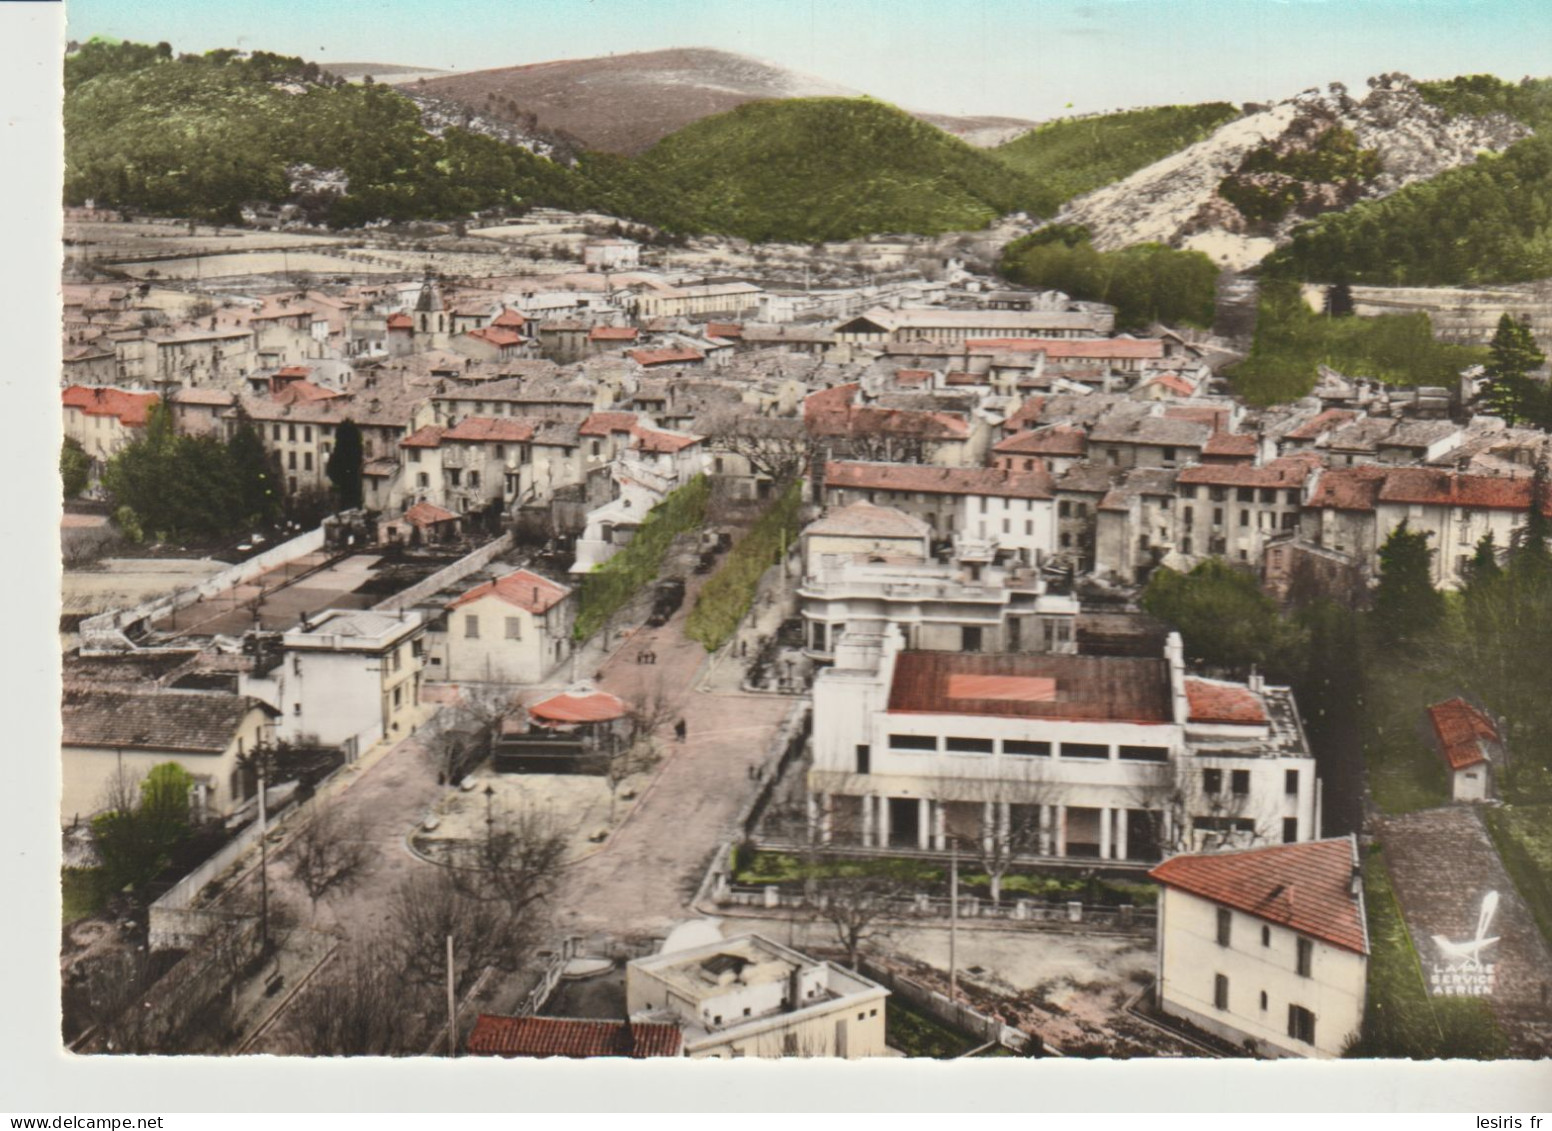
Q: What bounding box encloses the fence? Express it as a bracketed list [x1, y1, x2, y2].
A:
[713, 883, 1154, 935]
[372, 532, 514, 613]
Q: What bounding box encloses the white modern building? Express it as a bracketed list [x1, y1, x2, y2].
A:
[1150, 836, 1369, 1059]
[240, 608, 426, 758]
[807, 628, 1320, 862]
[626, 934, 889, 1058]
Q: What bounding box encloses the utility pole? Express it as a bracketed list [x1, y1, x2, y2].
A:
[446, 934, 458, 1057]
[257, 751, 270, 955]
[949, 838, 959, 1004]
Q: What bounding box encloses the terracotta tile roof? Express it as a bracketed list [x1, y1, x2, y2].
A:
[1427, 697, 1498, 771]
[400, 425, 446, 449]
[1145, 373, 1195, 397]
[944, 371, 982, 386]
[825, 460, 1054, 501]
[889, 651, 1173, 724]
[632, 426, 702, 454]
[994, 426, 1087, 457]
[277, 365, 312, 378]
[272, 380, 345, 406]
[1163, 406, 1232, 429]
[363, 458, 399, 478]
[402, 501, 459, 527]
[629, 347, 704, 367]
[966, 337, 1165, 360]
[1004, 397, 1048, 432]
[1149, 837, 1368, 955]
[579, 411, 640, 437]
[467, 1015, 682, 1059]
[806, 501, 930, 540]
[1185, 678, 1268, 725]
[806, 403, 970, 441]
[894, 368, 933, 387]
[705, 322, 743, 339]
[1285, 409, 1356, 442]
[62, 386, 158, 428]
[1375, 468, 1542, 512]
[468, 327, 526, 348]
[172, 388, 236, 406]
[529, 689, 629, 725]
[1090, 415, 1212, 448]
[62, 688, 266, 754]
[1177, 456, 1317, 489]
[443, 416, 536, 443]
[450, 568, 570, 614]
[491, 308, 527, 329]
[1202, 431, 1259, 459]
[588, 326, 639, 342]
[387, 312, 413, 330]
[1304, 465, 1388, 512]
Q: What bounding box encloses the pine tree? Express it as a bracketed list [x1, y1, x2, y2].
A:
[1461, 531, 1503, 593]
[1372, 521, 1445, 646]
[326, 418, 365, 510]
[1478, 313, 1547, 426]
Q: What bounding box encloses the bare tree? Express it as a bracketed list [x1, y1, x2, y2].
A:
[423, 685, 520, 783]
[806, 860, 907, 972]
[697, 410, 816, 487]
[449, 802, 567, 913]
[387, 869, 536, 996]
[938, 771, 1065, 905]
[281, 942, 430, 1056]
[285, 803, 371, 920]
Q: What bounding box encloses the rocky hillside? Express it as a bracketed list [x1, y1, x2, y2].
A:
[1058, 75, 1530, 270]
[404, 47, 1038, 155]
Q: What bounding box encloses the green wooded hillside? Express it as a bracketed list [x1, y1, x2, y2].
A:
[991, 103, 1240, 216]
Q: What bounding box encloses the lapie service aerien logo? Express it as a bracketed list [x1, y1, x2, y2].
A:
[1429, 890, 1500, 997]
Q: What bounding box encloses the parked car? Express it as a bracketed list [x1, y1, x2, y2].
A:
[646, 577, 687, 626]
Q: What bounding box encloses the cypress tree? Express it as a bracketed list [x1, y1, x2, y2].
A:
[326, 418, 365, 510]
[1372, 521, 1444, 646]
[228, 412, 280, 526]
[1478, 313, 1547, 426]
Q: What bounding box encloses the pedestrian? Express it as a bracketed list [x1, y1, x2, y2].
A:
[674, 718, 687, 743]
[739, 639, 748, 659]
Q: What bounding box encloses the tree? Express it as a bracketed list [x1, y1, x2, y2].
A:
[61, 437, 91, 498]
[1324, 279, 1355, 318]
[698, 411, 816, 488]
[285, 804, 371, 919]
[387, 870, 536, 996]
[449, 802, 567, 913]
[281, 942, 426, 1055]
[228, 413, 281, 527]
[806, 861, 907, 972]
[1478, 313, 1548, 426]
[422, 686, 518, 784]
[1141, 559, 1303, 679]
[1461, 531, 1504, 593]
[89, 763, 194, 899]
[1372, 521, 1445, 647]
[325, 419, 365, 510]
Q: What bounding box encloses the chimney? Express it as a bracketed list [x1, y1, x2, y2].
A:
[786, 966, 802, 1012]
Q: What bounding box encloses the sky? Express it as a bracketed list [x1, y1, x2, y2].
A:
[66, 0, 1552, 122]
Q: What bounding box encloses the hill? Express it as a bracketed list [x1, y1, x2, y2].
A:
[1054, 76, 1529, 271]
[991, 103, 1240, 217]
[584, 97, 1039, 243]
[405, 47, 1039, 155]
[1263, 75, 1552, 286]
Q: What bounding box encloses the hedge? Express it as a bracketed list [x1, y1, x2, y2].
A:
[684, 480, 803, 651]
[572, 475, 710, 642]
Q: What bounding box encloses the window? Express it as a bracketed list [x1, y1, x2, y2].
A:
[304, 425, 312, 442]
[1231, 769, 1250, 796]
[288, 424, 297, 442]
[1283, 817, 1299, 844]
[1213, 507, 1224, 526]
[1262, 925, 1271, 947]
[495, 444, 505, 460]
[1060, 533, 1072, 549]
[272, 424, 281, 441]
[1281, 512, 1298, 530]
[1260, 991, 1269, 1012]
[1119, 745, 1169, 762]
[1209, 487, 1226, 503]
[1237, 487, 1254, 503]
[1214, 973, 1229, 1010]
[505, 617, 522, 641]
[855, 744, 871, 774]
[288, 451, 297, 469]
[1217, 908, 1232, 947]
[1059, 501, 1072, 518]
[464, 614, 480, 639]
[1288, 1005, 1316, 1045]
[417, 472, 429, 488]
[945, 737, 994, 754]
[1297, 938, 1313, 978]
[1203, 768, 1223, 794]
[1106, 448, 1120, 466]
[392, 687, 401, 708]
[1239, 510, 1250, 527]
[1061, 742, 1109, 760]
[1285, 769, 1299, 796]
[1182, 537, 1194, 555]
[1260, 488, 1276, 504]
[468, 470, 480, 488]
[410, 448, 421, 463]
[1163, 446, 1177, 463]
[448, 468, 462, 487]
[1183, 505, 1194, 526]
[1025, 520, 1033, 536]
[1076, 503, 1089, 518]
[303, 452, 313, 471]
[1003, 740, 1051, 757]
[1002, 517, 1011, 534]
[889, 734, 937, 752]
[392, 648, 402, 672]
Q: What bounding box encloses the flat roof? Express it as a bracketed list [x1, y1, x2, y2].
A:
[887, 651, 1173, 725]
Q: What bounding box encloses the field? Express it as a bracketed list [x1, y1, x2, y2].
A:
[1484, 805, 1552, 946]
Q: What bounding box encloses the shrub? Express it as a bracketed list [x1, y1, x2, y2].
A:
[685, 480, 803, 651]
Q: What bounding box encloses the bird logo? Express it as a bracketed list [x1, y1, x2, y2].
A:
[1432, 890, 1500, 970]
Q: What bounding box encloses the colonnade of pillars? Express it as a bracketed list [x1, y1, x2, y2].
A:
[805, 793, 1157, 860]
